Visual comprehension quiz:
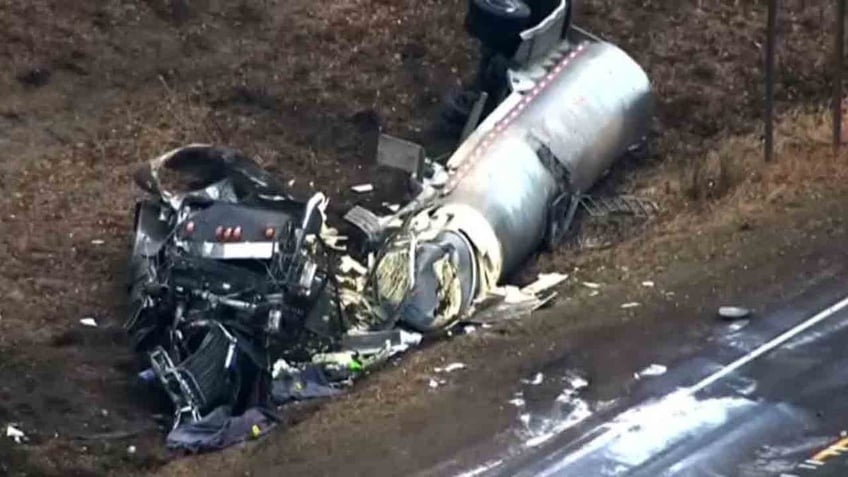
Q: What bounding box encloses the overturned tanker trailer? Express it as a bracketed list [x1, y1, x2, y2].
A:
[366, 2, 653, 332]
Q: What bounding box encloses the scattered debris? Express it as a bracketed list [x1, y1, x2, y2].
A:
[718, 306, 752, 321]
[521, 273, 568, 296]
[635, 363, 667, 379]
[509, 394, 526, 408]
[271, 364, 344, 404]
[6, 425, 26, 444]
[127, 445, 137, 455]
[350, 183, 374, 193]
[80, 317, 98, 327]
[523, 372, 545, 386]
[621, 302, 640, 309]
[588, 290, 600, 297]
[339, 255, 368, 275]
[642, 281, 655, 288]
[435, 363, 467, 373]
[582, 282, 601, 290]
[428, 378, 446, 389]
[320, 227, 348, 251]
[562, 372, 589, 390]
[519, 370, 593, 449]
[91, 239, 105, 245]
[341, 329, 422, 357]
[382, 202, 401, 213]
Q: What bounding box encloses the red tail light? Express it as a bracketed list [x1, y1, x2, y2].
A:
[264, 227, 275, 239]
[215, 226, 224, 240]
[233, 226, 243, 241]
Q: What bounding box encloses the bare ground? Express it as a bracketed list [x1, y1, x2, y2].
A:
[0, 0, 846, 475]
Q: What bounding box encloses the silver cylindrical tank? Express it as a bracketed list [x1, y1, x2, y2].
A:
[441, 40, 653, 277]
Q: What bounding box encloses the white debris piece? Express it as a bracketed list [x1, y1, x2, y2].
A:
[642, 281, 655, 288]
[91, 239, 105, 245]
[635, 363, 667, 379]
[502, 286, 536, 304]
[521, 273, 569, 296]
[463, 325, 477, 334]
[523, 372, 544, 386]
[389, 330, 423, 357]
[588, 290, 600, 297]
[621, 302, 641, 309]
[435, 363, 467, 373]
[563, 372, 589, 390]
[339, 255, 368, 275]
[80, 317, 98, 327]
[351, 183, 374, 193]
[320, 226, 348, 251]
[382, 202, 400, 213]
[6, 425, 26, 443]
[509, 397, 526, 408]
[271, 359, 295, 379]
[582, 282, 601, 289]
[127, 445, 137, 455]
[428, 378, 441, 389]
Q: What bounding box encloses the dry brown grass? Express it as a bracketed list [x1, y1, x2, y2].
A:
[633, 107, 848, 241]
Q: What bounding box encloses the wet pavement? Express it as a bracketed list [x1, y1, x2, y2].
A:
[474, 262, 848, 476]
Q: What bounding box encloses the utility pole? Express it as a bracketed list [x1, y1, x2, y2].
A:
[833, 0, 846, 152]
[765, 0, 778, 162]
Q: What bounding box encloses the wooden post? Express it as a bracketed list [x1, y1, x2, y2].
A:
[833, 0, 846, 152]
[765, 0, 778, 162]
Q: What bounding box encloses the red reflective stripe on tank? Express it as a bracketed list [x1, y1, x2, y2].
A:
[444, 43, 589, 194]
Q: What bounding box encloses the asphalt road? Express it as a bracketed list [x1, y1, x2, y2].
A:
[503, 273, 848, 476]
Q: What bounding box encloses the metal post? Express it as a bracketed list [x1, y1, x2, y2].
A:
[765, 0, 778, 163]
[833, 0, 846, 151]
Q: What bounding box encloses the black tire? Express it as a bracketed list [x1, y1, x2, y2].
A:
[466, 0, 531, 56]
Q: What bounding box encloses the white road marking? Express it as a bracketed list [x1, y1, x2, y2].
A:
[539, 294, 848, 475]
[689, 294, 848, 393]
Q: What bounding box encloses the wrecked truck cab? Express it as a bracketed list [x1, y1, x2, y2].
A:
[126, 146, 344, 431]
